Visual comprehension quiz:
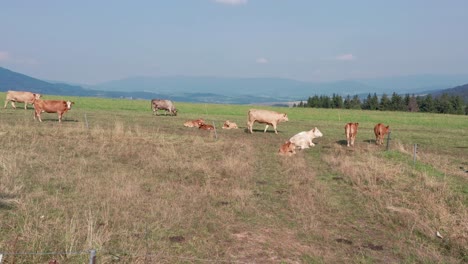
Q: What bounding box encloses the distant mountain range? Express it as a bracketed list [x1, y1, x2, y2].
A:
[1, 67, 467, 104]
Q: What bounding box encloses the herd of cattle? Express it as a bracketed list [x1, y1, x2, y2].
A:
[4, 91, 391, 155]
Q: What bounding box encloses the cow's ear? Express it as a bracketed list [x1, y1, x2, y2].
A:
[284, 114, 287, 117]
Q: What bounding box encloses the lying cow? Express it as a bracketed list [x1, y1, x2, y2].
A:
[184, 119, 205, 127]
[278, 141, 296, 156]
[4, 90, 41, 109]
[247, 109, 288, 134]
[33, 99, 74, 122]
[374, 123, 390, 145]
[289, 127, 323, 149]
[344, 122, 359, 147]
[199, 123, 214, 130]
[151, 99, 177, 116]
[222, 120, 238, 129]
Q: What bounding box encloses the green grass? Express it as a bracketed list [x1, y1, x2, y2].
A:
[0, 93, 467, 263]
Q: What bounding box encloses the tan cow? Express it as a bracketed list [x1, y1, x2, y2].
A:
[199, 123, 214, 130]
[222, 120, 238, 129]
[33, 99, 74, 122]
[289, 127, 323, 149]
[344, 123, 359, 147]
[278, 141, 296, 156]
[374, 123, 390, 145]
[247, 109, 288, 134]
[4, 90, 41, 109]
[151, 99, 177, 116]
[184, 119, 205, 127]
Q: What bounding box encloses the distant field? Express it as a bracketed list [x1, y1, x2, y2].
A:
[0, 93, 467, 263]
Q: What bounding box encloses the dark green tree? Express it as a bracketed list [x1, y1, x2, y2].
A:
[379, 93, 390, 111]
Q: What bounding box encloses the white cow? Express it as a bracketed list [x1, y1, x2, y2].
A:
[289, 127, 323, 149]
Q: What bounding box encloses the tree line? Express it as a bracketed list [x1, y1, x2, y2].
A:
[293, 93, 467, 115]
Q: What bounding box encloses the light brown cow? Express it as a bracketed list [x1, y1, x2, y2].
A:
[344, 123, 359, 147]
[278, 141, 296, 156]
[222, 120, 238, 129]
[4, 90, 41, 109]
[247, 109, 288, 134]
[33, 99, 74, 122]
[374, 123, 390, 145]
[151, 99, 177, 116]
[184, 119, 205, 127]
[199, 123, 214, 130]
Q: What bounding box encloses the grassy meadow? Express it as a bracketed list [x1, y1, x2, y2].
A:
[0, 93, 467, 263]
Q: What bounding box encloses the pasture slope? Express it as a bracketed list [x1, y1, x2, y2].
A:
[0, 92, 467, 263]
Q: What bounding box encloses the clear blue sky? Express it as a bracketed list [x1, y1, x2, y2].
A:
[1, 0, 467, 84]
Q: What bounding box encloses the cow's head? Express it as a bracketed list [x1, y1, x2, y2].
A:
[34, 93, 42, 99]
[172, 109, 178, 116]
[311, 127, 323, 138]
[281, 113, 289, 122]
[66, 101, 75, 110]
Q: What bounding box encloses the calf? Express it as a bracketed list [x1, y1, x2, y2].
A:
[222, 120, 238, 129]
[374, 123, 390, 145]
[184, 119, 205, 127]
[344, 123, 359, 147]
[199, 123, 214, 130]
[289, 127, 323, 149]
[33, 99, 74, 122]
[4, 90, 41, 109]
[247, 109, 288, 134]
[278, 141, 296, 156]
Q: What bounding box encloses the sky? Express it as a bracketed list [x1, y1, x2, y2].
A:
[1, 0, 468, 85]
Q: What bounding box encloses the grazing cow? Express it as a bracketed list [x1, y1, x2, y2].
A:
[33, 99, 74, 122]
[184, 119, 205, 127]
[4, 90, 41, 109]
[289, 127, 323, 149]
[278, 141, 296, 156]
[247, 109, 288, 134]
[222, 120, 238, 129]
[344, 123, 359, 147]
[374, 123, 390, 145]
[199, 123, 214, 130]
[151, 99, 177, 116]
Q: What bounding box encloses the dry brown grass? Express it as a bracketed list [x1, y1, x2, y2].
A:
[0, 105, 466, 263]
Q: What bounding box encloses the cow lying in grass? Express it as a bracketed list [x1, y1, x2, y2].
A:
[289, 127, 323, 149]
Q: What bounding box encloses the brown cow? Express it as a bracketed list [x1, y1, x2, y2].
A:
[278, 141, 296, 156]
[33, 99, 74, 122]
[247, 109, 288, 134]
[222, 120, 238, 129]
[4, 90, 41, 109]
[344, 123, 359, 147]
[151, 99, 177, 116]
[184, 119, 205, 127]
[199, 123, 214, 130]
[374, 123, 390, 145]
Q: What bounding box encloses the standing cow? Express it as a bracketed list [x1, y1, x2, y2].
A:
[289, 127, 323, 149]
[374, 123, 390, 145]
[247, 109, 288, 134]
[33, 99, 74, 122]
[151, 99, 177, 116]
[344, 123, 359, 147]
[4, 90, 41, 109]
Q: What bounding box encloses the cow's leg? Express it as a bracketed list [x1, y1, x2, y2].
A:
[11, 101, 16, 109]
[272, 124, 278, 134]
[247, 121, 253, 133]
[24, 102, 28, 110]
[264, 125, 269, 133]
[58, 113, 62, 122]
[309, 139, 315, 147]
[4, 100, 9, 108]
